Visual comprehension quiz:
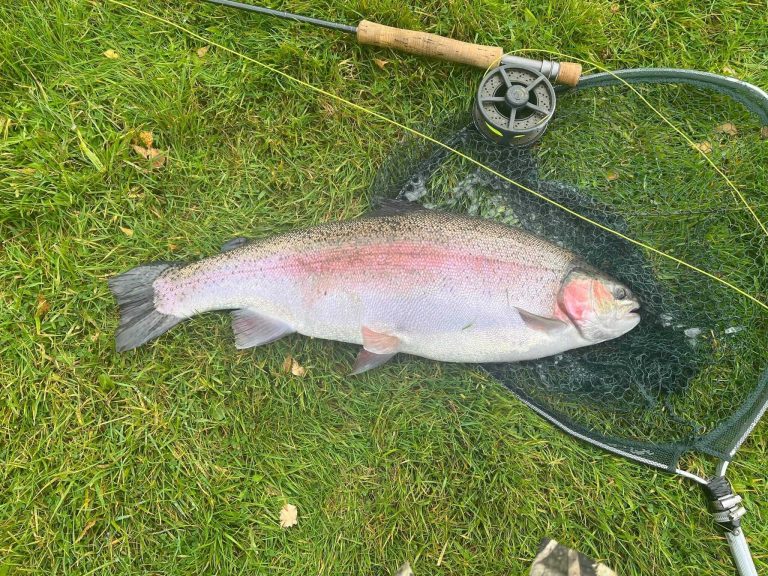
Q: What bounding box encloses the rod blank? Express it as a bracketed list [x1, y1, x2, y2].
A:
[203, 0, 358, 34]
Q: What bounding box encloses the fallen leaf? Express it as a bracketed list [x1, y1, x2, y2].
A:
[168, 243, 178, 251]
[138, 130, 154, 147]
[374, 58, 389, 70]
[103, 49, 119, 59]
[150, 154, 166, 168]
[120, 226, 134, 238]
[714, 122, 738, 137]
[35, 294, 50, 319]
[693, 141, 712, 154]
[606, 171, 619, 181]
[132, 144, 166, 168]
[282, 355, 306, 377]
[761, 126, 768, 140]
[196, 45, 210, 58]
[132, 144, 150, 157]
[279, 503, 298, 528]
[609, 3, 620, 13]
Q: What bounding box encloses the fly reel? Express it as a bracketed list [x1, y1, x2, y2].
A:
[472, 64, 557, 146]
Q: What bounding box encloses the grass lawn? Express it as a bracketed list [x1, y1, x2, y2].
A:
[1, 0, 767, 574]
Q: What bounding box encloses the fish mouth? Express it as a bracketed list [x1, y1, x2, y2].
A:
[629, 307, 640, 315]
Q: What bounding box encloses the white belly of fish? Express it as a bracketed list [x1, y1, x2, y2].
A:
[230, 281, 586, 364]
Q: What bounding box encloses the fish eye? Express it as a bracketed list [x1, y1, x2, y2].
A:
[613, 287, 627, 300]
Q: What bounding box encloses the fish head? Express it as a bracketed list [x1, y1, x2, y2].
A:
[558, 267, 640, 342]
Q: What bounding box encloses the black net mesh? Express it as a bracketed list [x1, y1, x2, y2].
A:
[370, 82, 768, 472]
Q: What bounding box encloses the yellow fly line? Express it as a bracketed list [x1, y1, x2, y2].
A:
[510, 48, 768, 238]
[104, 0, 768, 313]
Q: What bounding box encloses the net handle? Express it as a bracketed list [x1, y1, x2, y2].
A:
[725, 529, 758, 576]
[703, 473, 759, 576]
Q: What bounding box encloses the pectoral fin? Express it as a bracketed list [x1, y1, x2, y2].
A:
[516, 307, 569, 334]
[231, 309, 294, 349]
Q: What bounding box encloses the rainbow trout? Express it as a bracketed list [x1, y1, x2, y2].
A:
[109, 207, 640, 373]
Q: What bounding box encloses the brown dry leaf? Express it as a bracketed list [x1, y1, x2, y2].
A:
[374, 58, 389, 70]
[132, 144, 166, 168]
[714, 122, 738, 137]
[606, 171, 620, 181]
[138, 130, 154, 147]
[132, 144, 150, 158]
[291, 360, 306, 377]
[282, 355, 306, 377]
[103, 49, 119, 60]
[693, 141, 712, 154]
[609, 3, 620, 13]
[168, 243, 178, 251]
[120, 226, 134, 238]
[279, 503, 298, 528]
[149, 153, 166, 168]
[35, 294, 50, 319]
[196, 45, 210, 58]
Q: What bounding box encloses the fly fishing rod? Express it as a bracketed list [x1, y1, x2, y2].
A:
[203, 0, 584, 86]
[203, 0, 586, 144]
[203, 0, 768, 148]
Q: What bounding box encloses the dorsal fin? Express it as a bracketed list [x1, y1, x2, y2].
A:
[365, 199, 427, 218]
[220, 237, 250, 252]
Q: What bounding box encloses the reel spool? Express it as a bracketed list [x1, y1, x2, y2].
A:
[472, 65, 556, 146]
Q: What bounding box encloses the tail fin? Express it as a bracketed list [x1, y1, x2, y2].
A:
[108, 262, 184, 352]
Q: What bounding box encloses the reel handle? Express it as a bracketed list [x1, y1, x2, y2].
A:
[356, 20, 581, 86]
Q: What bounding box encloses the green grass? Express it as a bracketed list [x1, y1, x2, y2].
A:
[1, 0, 767, 574]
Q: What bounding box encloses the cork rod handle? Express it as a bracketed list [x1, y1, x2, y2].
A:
[357, 20, 503, 70]
[356, 20, 582, 86]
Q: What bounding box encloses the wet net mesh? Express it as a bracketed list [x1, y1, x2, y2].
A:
[370, 82, 768, 472]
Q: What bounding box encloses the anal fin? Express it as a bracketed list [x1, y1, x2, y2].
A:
[351, 350, 396, 375]
[232, 309, 294, 349]
[350, 326, 401, 375]
[361, 326, 400, 354]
